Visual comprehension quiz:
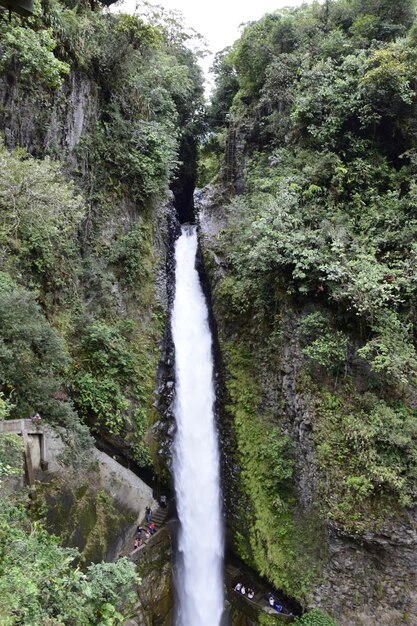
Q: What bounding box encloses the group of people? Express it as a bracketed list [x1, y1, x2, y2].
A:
[234, 582, 255, 600]
[132, 496, 168, 551]
[233, 582, 287, 614]
[133, 507, 156, 549]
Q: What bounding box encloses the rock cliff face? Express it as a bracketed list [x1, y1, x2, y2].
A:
[151, 212, 180, 484]
[0, 60, 180, 461]
[130, 527, 174, 626]
[0, 41, 180, 624]
[197, 187, 417, 626]
[0, 68, 97, 165]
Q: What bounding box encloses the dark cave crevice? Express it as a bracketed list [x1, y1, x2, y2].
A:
[170, 133, 198, 223]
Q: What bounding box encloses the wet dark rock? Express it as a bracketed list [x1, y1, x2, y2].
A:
[130, 527, 173, 626]
[150, 208, 181, 482]
[197, 184, 417, 626]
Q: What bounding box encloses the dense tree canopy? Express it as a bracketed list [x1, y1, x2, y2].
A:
[208, 0, 417, 389]
[0, 491, 139, 626]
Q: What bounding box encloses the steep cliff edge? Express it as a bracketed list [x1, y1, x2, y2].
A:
[198, 4, 417, 622]
[0, 0, 203, 466]
[198, 186, 417, 626]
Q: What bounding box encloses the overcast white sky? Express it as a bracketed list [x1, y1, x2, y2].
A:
[112, 0, 309, 92]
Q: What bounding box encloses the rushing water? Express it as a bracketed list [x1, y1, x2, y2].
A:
[171, 225, 224, 626]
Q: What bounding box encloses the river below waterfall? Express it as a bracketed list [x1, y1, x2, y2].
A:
[171, 225, 224, 626]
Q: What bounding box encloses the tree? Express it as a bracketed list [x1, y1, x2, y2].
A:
[0, 495, 139, 625]
[0, 141, 85, 292]
[355, 0, 416, 32]
[295, 608, 338, 625]
[0, 273, 71, 422]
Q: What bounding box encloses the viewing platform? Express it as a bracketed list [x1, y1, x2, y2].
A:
[0, 418, 48, 485]
[226, 556, 299, 623]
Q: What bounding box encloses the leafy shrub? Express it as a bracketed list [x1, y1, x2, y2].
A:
[295, 608, 338, 626]
[71, 320, 135, 432]
[0, 0, 69, 89]
[314, 390, 417, 530]
[301, 312, 349, 374]
[0, 140, 85, 292]
[0, 273, 69, 419]
[70, 317, 155, 465]
[114, 14, 163, 50]
[94, 107, 178, 201]
[357, 311, 417, 385]
[0, 430, 24, 483]
[73, 372, 128, 435]
[108, 222, 150, 287]
[0, 496, 139, 625]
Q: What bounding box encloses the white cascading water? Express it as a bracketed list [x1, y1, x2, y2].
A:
[171, 224, 224, 626]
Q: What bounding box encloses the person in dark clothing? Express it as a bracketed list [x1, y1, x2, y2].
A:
[145, 507, 152, 523]
[274, 602, 282, 613]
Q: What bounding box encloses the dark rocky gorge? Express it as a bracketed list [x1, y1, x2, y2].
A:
[2, 1, 417, 625]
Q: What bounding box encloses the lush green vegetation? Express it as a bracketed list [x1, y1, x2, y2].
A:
[222, 340, 324, 599]
[0, 389, 138, 623]
[6, 0, 417, 618]
[294, 608, 338, 626]
[209, 0, 417, 384]
[0, 0, 70, 89]
[0, 507, 138, 625]
[204, 0, 417, 608]
[0, 0, 203, 457]
[0, 395, 24, 482]
[0, 440, 139, 626]
[0, 0, 203, 621]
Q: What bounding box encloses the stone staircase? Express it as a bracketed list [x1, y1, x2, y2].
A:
[150, 507, 167, 529]
[119, 506, 169, 560]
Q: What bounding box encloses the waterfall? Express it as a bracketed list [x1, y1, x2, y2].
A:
[171, 225, 224, 626]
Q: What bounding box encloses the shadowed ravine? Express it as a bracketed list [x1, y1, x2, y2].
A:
[171, 225, 224, 626]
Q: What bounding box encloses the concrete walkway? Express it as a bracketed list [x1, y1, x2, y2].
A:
[0, 419, 157, 544]
[226, 560, 296, 622]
